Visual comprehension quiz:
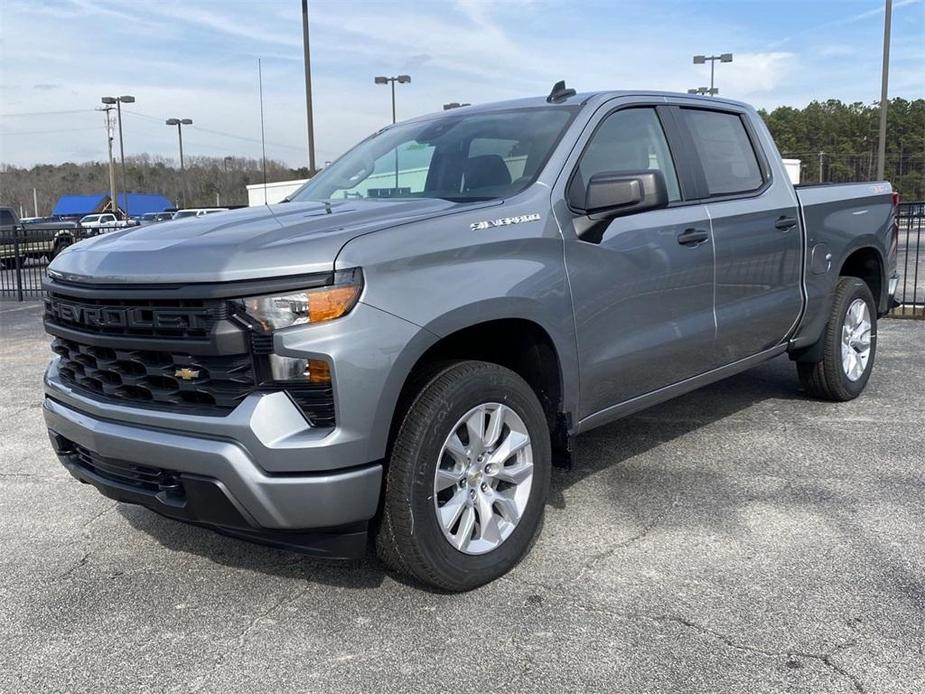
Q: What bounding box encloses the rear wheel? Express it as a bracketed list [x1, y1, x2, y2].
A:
[376, 360, 551, 591]
[797, 276, 877, 401]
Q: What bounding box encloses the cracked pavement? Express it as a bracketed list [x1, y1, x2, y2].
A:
[1, 302, 923, 693]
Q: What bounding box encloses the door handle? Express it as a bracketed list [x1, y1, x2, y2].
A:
[775, 216, 798, 231]
[677, 228, 709, 245]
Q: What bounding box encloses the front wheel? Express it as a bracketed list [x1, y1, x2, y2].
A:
[797, 276, 877, 401]
[376, 361, 551, 591]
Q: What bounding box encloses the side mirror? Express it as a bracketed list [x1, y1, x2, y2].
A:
[582, 170, 669, 219]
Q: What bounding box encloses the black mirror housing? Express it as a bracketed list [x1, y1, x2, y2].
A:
[582, 170, 669, 219]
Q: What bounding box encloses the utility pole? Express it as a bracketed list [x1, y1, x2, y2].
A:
[101, 106, 118, 216]
[818, 151, 825, 182]
[301, 0, 316, 175]
[102, 96, 134, 217]
[876, 0, 892, 181]
[32, 188, 38, 217]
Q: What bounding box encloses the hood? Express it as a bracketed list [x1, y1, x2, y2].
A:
[48, 198, 489, 285]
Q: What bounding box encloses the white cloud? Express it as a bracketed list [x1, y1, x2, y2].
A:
[0, 0, 921, 168]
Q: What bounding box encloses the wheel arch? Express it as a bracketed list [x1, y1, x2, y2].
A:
[838, 245, 886, 314]
[380, 313, 571, 469]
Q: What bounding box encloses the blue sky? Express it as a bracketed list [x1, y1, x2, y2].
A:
[0, 0, 922, 168]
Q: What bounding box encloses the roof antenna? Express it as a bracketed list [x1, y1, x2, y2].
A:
[546, 80, 576, 104]
[258, 58, 269, 209]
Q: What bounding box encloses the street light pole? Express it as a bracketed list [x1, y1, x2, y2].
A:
[876, 0, 892, 181]
[301, 0, 316, 175]
[374, 75, 411, 190]
[692, 53, 732, 95]
[166, 118, 193, 206]
[374, 74, 411, 125]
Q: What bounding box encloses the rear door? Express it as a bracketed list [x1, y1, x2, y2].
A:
[677, 106, 802, 363]
[555, 102, 717, 420]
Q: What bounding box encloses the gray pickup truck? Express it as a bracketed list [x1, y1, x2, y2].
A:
[42, 85, 899, 591]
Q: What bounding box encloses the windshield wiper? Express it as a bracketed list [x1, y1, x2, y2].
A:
[435, 195, 497, 203]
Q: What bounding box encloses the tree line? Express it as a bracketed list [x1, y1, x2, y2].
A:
[759, 97, 924, 199]
[2, 97, 923, 217]
[0, 154, 311, 217]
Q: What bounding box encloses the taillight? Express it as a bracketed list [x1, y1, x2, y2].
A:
[892, 191, 901, 208]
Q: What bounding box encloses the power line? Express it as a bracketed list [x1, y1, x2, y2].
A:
[0, 109, 96, 118]
[0, 126, 101, 136]
[122, 109, 304, 152]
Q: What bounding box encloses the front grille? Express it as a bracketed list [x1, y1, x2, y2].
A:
[52, 337, 256, 413]
[44, 294, 225, 339]
[72, 444, 180, 494]
[46, 288, 337, 427]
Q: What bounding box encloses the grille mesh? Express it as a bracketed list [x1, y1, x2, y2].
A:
[53, 337, 255, 412]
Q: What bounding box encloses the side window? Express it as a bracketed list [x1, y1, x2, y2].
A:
[571, 107, 682, 206]
[681, 109, 764, 196]
[0, 210, 14, 225]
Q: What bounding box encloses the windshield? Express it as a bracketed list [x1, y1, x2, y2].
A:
[291, 107, 577, 203]
[80, 215, 99, 223]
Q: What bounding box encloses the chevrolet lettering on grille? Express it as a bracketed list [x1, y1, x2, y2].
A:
[45, 298, 212, 332]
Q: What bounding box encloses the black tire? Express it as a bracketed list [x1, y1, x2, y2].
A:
[376, 360, 551, 592]
[50, 238, 71, 260]
[797, 276, 877, 401]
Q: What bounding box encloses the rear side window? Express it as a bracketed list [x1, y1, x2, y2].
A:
[570, 107, 682, 206]
[681, 109, 764, 196]
[0, 209, 14, 225]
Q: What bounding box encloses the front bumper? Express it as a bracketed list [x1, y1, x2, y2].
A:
[43, 390, 383, 558]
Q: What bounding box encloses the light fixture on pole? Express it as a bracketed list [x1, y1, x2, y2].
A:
[687, 87, 718, 96]
[692, 53, 732, 95]
[165, 118, 193, 170]
[166, 118, 193, 206]
[102, 95, 135, 217]
[374, 74, 411, 124]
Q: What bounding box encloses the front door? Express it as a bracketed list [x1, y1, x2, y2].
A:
[556, 105, 717, 421]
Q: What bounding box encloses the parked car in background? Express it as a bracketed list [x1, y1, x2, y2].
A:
[137, 211, 180, 226]
[78, 213, 133, 231]
[0, 206, 77, 268]
[172, 207, 230, 220]
[41, 87, 899, 591]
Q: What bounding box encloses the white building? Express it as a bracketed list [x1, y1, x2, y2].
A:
[246, 178, 309, 206]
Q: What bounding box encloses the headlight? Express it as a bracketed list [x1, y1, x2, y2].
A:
[236, 269, 362, 386]
[238, 270, 362, 331]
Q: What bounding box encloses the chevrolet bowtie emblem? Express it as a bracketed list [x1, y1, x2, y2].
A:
[174, 367, 201, 381]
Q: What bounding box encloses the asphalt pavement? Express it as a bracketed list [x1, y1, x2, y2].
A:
[1, 301, 923, 693]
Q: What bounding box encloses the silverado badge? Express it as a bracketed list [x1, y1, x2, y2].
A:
[174, 367, 201, 381]
[470, 213, 541, 232]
